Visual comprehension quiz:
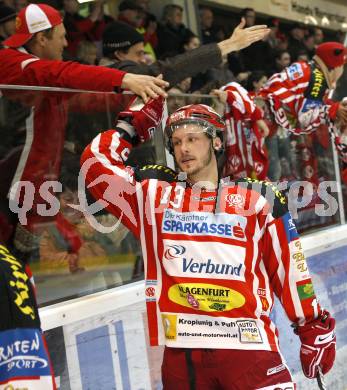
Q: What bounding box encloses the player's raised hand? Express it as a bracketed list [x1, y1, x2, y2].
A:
[117, 95, 165, 144]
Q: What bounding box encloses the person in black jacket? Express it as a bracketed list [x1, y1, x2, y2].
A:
[0, 241, 56, 388]
[287, 23, 307, 62]
[156, 4, 192, 59]
[199, 6, 219, 45]
[100, 20, 270, 88]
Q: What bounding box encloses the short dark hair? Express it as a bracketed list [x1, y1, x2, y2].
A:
[240, 7, 255, 17]
[296, 49, 308, 60]
[246, 70, 266, 91]
[200, 6, 212, 13]
[162, 4, 183, 21]
[118, 0, 142, 12]
[41, 28, 55, 40]
[304, 32, 315, 41]
[182, 30, 198, 47]
[291, 22, 305, 31]
[274, 49, 290, 60]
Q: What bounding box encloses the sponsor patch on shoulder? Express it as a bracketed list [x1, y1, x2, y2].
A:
[267, 363, 286, 376]
[296, 280, 315, 301]
[281, 212, 299, 242]
[287, 63, 304, 80]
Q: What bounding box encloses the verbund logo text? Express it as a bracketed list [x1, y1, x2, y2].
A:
[182, 258, 242, 277]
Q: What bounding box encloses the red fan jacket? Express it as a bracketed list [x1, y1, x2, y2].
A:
[0, 47, 127, 232]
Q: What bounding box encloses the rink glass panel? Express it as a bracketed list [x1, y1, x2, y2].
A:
[0, 86, 345, 306]
[333, 63, 347, 228]
[0, 87, 143, 306]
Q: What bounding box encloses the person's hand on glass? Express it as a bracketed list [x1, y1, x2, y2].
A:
[210, 89, 228, 104]
[121, 73, 169, 103]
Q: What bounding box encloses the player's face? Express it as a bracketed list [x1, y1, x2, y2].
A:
[172, 124, 214, 177]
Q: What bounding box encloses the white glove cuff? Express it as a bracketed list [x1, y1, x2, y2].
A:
[117, 120, 136, 138]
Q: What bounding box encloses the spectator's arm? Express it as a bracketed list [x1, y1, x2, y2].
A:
[22, 59, 168, 101]
[115, 44, 222, 87]
[23, 59, 126, 90]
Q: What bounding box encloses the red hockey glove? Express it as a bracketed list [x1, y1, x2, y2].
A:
[117, 96, 165, 144]
[294, 310, 336, 379]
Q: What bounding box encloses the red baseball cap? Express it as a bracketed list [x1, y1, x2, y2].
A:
[315, 42, 347, 69]
[3, 3, 62, 48]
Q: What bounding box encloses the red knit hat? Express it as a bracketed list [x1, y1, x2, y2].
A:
[3, 3, 62, 48]
[315, 42, 347, 69]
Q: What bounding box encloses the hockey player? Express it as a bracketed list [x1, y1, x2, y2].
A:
[211, 81, 269, 180]
[81, 98, 336, 389]
[260, 41, 347, 182]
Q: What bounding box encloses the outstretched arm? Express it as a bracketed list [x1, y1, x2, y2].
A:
[21, 55, 169, 102]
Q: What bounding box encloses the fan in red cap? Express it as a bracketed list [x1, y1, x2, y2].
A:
[3, 3, 62, 48]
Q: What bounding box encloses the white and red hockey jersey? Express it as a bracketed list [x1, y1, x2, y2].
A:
[260, 60, 339, 135]
[221, 82, 268, 180]
[81, 129, 320, 350]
